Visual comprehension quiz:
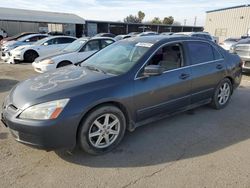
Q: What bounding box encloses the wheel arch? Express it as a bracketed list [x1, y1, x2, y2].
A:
[76, 101, 133, 142]
[57, 60, 73, 68]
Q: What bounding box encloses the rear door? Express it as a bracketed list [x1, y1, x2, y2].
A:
[184, 41, 225, 104]
[134, 42, 192, 121]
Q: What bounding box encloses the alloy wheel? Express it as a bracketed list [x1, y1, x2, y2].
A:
[88, 113, 120, 149]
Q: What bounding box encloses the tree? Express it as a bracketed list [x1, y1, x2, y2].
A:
[124, 11, 145, 23]
[162, 16, 174, 25]
[151, 17, 162, 24]
[138, 11, 145, 22]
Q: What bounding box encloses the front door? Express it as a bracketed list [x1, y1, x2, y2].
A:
[134, 42, 192, 121]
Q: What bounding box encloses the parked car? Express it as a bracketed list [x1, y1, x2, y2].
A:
[1, 36, 242, 155]
[220, 38, 241, 51]
[0, 28, 7, 40]
[137, 31, 158, 36]
[0, 32, 38, 46]
[160, 32, 174, 35]
[48, 31, 65, 36]
[94, 33, 116, 38]
[32, 37, 115, 73]
[115, 35, 132, 41]
[115, 32, 140, 41]
[231, 38, 250, 72]
[1, 34, 48, 61]
[174, 32, 215, 42]
[8, 36, 76, 63]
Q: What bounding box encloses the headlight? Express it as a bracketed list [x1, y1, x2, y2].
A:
[40, 59, 54, 64]
[229, 46, 236, 53]
[19, 99, 69, 120]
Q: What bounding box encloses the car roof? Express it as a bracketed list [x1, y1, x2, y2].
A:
[19, 33, 48, 40]
[90, 36, 115, 40]
[44, 35, 77, 40]
[124, 35, 212, 45]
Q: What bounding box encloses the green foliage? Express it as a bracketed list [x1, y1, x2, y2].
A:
[162, 16, 174, 25]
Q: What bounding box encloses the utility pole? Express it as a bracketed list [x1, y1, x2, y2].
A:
[194, 16, 197, 26]
[184, 19, 187, 26]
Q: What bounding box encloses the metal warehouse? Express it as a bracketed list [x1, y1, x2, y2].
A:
[0, 7, 85, 37]
[85, 20, 203, 37]
[205, 4, 250, 42]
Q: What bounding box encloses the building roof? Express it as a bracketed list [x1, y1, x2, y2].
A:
[85, 20, 203, 28]
[0, 7, 85, 24]
[206, 4, 250, 13]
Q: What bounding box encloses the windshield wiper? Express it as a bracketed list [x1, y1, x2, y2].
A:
[83, 65, 107, 74]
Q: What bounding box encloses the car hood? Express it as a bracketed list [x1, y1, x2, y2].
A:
[35, 50, 75, 62]
[9, 65, 115, 109]
[12, 45, 31, 52]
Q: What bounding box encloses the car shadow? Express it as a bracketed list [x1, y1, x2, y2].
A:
[0, 79, 19, 92]
[56, 87, 250, 168]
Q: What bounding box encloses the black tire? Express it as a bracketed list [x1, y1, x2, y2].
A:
[78, 105, 126, 155]
[23, 50, 39, 63]
[211, 78, 233, 110]
[0, 36, 3, 41]
[57, 61, 72, 68]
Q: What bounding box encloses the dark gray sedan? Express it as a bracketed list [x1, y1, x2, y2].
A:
[1, 36, 242, 155]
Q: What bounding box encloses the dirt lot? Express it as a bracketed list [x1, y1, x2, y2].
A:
[0, 61, 250, 188]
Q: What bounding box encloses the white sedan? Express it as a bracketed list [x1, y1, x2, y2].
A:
[8, 36, 76, 63]
[32, 37, 115, 73]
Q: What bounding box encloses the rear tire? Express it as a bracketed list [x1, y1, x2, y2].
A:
[211, 78, 233, 109]
[24, 50, 39, 63]
[78, 105, 126, 155]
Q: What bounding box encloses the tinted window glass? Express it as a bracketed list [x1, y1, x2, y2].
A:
[56, 37, 75, 44]
[101, 39, 114, 49]
[148, 43, 183, 71]
[187, 42, 214, 64]
[44, 39, 55, 45]
[84, 40, 100, 52]
[213, 47, 223, 60]
[27, 36, 40, 42]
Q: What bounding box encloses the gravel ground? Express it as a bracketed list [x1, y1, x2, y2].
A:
[0, 61, 250, 188]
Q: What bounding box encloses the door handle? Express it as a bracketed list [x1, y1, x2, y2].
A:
[216, 64, 223, 69]
[179, 73, 190, 80]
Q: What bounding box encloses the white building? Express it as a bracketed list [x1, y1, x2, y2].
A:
[205, 4, 250, 42]
[0, 7, 85, 37]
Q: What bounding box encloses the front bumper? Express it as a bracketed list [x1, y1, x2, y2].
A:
[32, 62, 56, 73]
[239, 57, 250, 72]
[1, 101, 80, 150]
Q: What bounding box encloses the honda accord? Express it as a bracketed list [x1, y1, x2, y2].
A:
[1, 36, 242, 155]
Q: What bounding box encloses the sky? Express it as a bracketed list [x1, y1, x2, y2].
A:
[1, 0, 250, 26]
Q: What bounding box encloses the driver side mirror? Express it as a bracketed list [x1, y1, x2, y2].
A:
[143, 65, 164, 77]
[25, 39, 30, 42]
[43, 42, 48, 46]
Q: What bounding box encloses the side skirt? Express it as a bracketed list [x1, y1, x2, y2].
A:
[129, 99, 212, 131]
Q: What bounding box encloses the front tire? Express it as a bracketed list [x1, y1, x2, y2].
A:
[24, 50, 39, 63]
[211, 78, 233, 109]
[78, 105, 126, 155]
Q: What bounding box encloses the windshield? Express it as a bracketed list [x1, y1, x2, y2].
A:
[17, 35, 30, 42]
[63, 39, 87, 52]
[81, 40, 152, 75]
